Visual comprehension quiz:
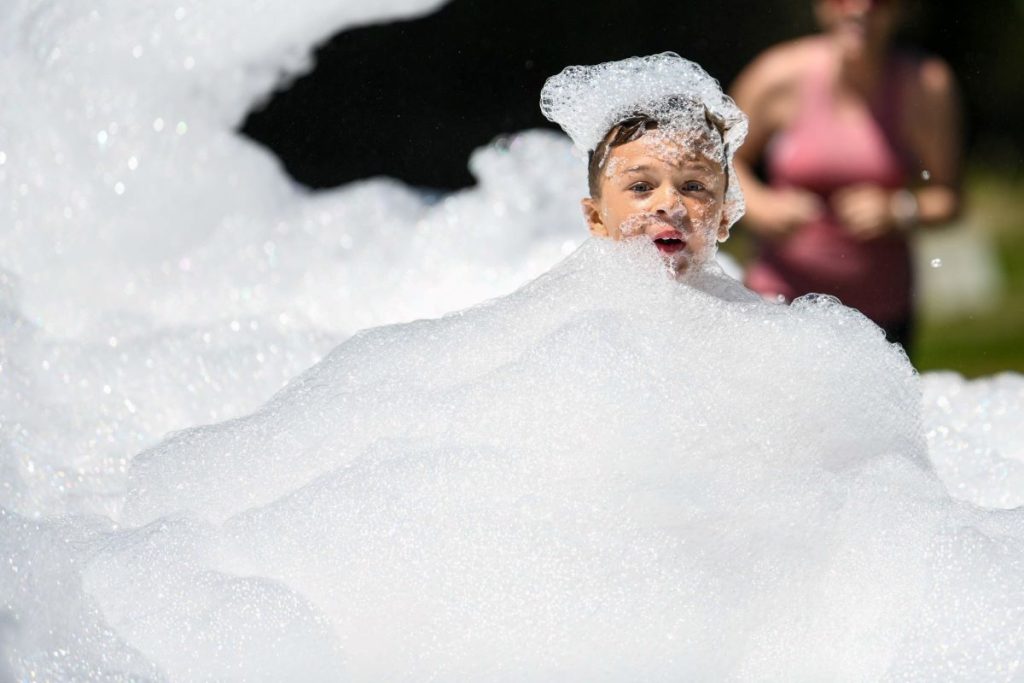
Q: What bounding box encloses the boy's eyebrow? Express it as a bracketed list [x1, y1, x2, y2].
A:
[682, 160, 721, 173]
[622, 160, 720, 174]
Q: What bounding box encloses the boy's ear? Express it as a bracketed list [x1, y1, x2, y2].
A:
[716, 210, 730, 243]
[581, 197, 609, 238]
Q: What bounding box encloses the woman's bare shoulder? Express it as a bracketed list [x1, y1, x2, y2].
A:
[916, 55, 957, 98]
[732, 36, 825, 102]
[894, 49, 959, 108]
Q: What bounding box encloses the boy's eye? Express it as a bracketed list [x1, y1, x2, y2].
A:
[628, 182, 653, 193]
[682, 181, 706, 192]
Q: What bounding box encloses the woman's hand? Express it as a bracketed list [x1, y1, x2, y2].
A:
[831, 184, 905, 241]
[748, 187, 824, 239]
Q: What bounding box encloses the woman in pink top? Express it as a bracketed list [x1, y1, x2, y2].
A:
[730, 0, 962, 353]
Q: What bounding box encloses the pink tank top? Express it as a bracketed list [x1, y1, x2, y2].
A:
[745, 51, 914, 324]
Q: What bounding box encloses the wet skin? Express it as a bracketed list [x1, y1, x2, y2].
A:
[814, 0, 901, 63]
[581, 131, 730, 274]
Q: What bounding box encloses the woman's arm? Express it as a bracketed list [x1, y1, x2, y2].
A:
[832, 56, 963, 241]
[730, 44, 824, 239]
[906, 56, 963, 226]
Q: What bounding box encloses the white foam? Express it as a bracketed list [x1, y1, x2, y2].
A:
[923, 372, 1024, 509]
[0, 0, 586, 518]
[62, 245, 1024, 679]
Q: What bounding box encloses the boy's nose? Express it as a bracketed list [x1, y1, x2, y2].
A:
[654, 188, 685, 215]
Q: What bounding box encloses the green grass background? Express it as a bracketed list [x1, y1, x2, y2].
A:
[914, 171, 1024, 376]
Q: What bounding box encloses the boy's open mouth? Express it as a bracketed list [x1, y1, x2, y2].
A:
[653, 230, 686, 255]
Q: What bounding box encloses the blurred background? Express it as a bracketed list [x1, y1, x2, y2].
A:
[242, 0, 1024, 376]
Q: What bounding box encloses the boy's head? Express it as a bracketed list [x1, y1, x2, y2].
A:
[580, 104, 731, 272]
[540, 53, 748, 272]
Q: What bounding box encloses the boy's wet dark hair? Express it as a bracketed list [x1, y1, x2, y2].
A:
[586, 100, 729, 198]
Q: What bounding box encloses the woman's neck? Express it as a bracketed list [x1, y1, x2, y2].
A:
[832, 39, 890, 95]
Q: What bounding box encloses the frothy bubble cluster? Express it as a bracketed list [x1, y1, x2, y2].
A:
[923, 372, 1024, 509]
[540, 52, 748, 227]
[9, 243, 1020, 680]
[0, 0, 584, 519]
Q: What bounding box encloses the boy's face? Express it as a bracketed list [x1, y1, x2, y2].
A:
[581, 129, 729, 274]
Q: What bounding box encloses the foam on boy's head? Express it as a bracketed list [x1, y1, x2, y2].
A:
[540, 53, 748, 227]
[585, 103, 727, 198]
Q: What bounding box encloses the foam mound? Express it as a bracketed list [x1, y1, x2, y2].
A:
[7, 243, 1020, 680]
[0, 0, 585, 519]
[923, 372, 1024, 509]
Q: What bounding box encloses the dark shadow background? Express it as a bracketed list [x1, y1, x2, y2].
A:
[242, 0, 1024, 191]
